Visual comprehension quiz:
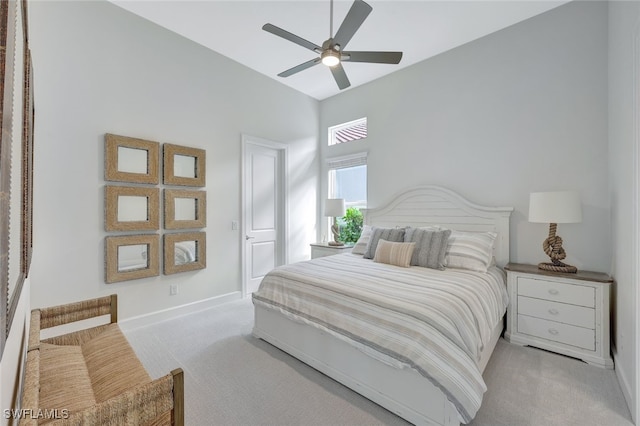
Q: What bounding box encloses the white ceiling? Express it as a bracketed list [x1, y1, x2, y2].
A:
[110, 0, 569, 100]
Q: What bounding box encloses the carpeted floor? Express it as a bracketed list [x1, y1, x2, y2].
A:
[125, 298, 633, 426]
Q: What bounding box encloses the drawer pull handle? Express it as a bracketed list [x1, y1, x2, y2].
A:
[548, 289, 559, 295]
[548, 308, 559, 315]
[548, 328, 559, 335]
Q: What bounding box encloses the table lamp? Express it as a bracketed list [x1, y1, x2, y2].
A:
[529, 191, 582, 273]
[324, 198, 346, 246]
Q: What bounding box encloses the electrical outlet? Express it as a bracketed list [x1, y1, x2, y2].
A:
[231, 220, 238, 230]
[170, 284, 178, 296]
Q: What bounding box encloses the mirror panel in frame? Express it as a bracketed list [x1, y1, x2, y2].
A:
[104, 186, 159, 231]
[164, 189, 206, 230]
[105, 234, 160, 283]
[105, 134, 160, 184]
[163, 144, 205, 187]
[164, 232, 206, 275]
[1, 0, 33, 358]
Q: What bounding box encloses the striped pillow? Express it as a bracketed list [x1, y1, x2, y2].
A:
[351, 225, 372, 255]
[373, 239, 416, 268]
[445, 230, 497, 272]
[404, 227, 451, 270]
[363, 227, 406, 259]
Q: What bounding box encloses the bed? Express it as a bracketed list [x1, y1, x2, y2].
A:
[252, 186, 513, 425]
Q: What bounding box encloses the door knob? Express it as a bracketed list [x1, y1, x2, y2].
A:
[245, 235, 255, 240]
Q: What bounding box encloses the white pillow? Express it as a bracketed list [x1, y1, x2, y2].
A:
[351, 225, 372, 255]
[417, 225, 442, 230]
[445, 230, 497, 272]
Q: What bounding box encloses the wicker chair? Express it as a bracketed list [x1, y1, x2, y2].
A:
[21, 295, 184, 425]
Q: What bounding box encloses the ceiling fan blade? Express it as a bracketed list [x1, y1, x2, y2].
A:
[342, 51, 403, 64]
[263, 23, 321, 52]
[278, 58, 322, 77]
[333, 0, 372, 50]
[330, 63, 351, 90]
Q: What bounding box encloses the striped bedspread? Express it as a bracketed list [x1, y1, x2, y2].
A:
[252, 253, 509, 423]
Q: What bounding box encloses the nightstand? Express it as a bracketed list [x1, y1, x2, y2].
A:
[504, 262, 613, 369]
[310, 243, 353, 259]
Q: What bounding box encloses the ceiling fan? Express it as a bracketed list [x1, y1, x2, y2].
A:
[262, 0, 403, 90]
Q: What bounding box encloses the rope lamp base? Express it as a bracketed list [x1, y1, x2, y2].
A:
[538, 262, 577, 273]
[329, 223, 344, 246]
[539, 222, 578, 274]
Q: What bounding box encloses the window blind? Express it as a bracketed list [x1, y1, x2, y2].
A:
[326, 152, 368, 170]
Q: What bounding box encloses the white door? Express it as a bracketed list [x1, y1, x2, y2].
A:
[242, 137, 287, 295]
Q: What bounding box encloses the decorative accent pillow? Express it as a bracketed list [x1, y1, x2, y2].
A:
[363, 227, 406, 259]
[404, 227, 451, 270]
[445, 230, 497, 272]
[373, 239, 416, 268]
[351, 225, 372, 255]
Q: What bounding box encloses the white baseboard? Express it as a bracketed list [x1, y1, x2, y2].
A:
[120, 291, 243, 331]
[612, 345, 635, 420]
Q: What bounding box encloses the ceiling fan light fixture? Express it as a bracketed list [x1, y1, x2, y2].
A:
[321, 50, 340, 67]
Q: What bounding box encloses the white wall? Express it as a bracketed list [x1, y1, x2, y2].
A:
[28, 0, 319, 319]
[320, 1, 609, 273]
[14, 0, 635, 421]
[608, 1, 640, 421]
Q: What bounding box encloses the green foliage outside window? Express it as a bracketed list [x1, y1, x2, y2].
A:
[338, 207, 363, 244]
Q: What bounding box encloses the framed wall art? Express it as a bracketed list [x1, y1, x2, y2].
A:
[163, 232, 206, 275]
[105, 134, 160, 185]
[105, 234, 160, 283]
[164, 189, 206, 230]
[104, 186, 160, 232]
[1, 0, 33, 357]
[163, 143, 206, 187]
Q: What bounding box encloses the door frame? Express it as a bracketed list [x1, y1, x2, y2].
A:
[241, 134, 288, 297]
[634, 20, 640, 424]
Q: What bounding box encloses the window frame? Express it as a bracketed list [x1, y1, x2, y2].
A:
[328, 117, 367, 146]
[325, 152, 368, 242]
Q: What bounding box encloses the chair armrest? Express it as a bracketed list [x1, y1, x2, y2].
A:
[50, 370, 183, 425]
[28, 310, 40, 351]
[19, 349, 40, 426]
[171, 368, 184, 426]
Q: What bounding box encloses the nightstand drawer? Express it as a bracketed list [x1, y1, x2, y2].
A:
[517, 296, 594, 329]
[518, 315, 595, 350]
[518, 277, 595, 307]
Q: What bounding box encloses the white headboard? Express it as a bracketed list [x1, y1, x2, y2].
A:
[363, 186, 513, 267]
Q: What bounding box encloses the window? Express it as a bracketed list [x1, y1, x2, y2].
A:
[326, 152, 367, 244]
[328, 117, 367, 146]
[327, 152, 367, 209]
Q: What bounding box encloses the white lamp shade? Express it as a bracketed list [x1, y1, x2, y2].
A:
[324, 198, 346, 217]
[529, 191, 582, 224]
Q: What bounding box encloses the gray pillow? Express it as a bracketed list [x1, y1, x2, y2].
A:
[404, 227, 451, 270]
[363, 227, 406, 259]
